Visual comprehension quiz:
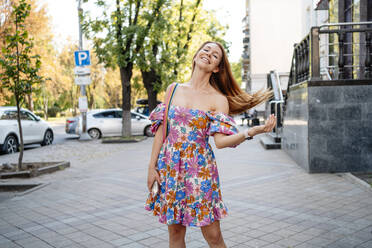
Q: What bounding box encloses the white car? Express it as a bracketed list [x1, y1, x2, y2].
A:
[0, 107, 54, 154]
[68, 109, 153, 139]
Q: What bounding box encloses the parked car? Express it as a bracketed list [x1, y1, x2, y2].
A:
[0, 107, 54, 154]
[134, 99, 162, 116]
[65, 109, 153, 139]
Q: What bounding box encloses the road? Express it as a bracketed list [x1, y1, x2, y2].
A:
[1, 121, 80, 154]
[49, 121, 79, 144]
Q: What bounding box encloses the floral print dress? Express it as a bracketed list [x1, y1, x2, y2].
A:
[145, 100, 239, 227]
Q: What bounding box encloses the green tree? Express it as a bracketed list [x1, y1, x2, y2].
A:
[137, 0, 228, 111]
[231, 59, 242, 86]
[0, 0, 44, 170]
[83, 0, 166, 137]
[0, 0, 56, 115]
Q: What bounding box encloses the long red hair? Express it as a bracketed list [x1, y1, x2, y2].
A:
[191, 41, 272, 115]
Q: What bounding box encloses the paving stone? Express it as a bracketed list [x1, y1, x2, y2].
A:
[244, 238, 270, 247]
[232, 243, 255, 248]
[293, 243, 319, 248]
[0, 136, 371, 247]
[258, 233, 283, 243]
[274, 237, 304, 247]
[126, 232, 151, 242]
[359, 240, 372, 248]
[245, 229, 268, 239]
[304, 236, 336, 247]
[185, 240, 206, 248]
[118, 242, 147, 248]
[289, 233, 315, 243]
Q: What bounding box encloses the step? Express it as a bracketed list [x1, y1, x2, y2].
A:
[260, 136, 281, 150]
[266, 132, 281, 143]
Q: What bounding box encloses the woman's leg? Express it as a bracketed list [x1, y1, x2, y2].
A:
[200, 220, 226, 248]
[168, 224, 186, 248]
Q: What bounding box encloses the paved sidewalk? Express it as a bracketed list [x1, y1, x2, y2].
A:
[0, 135, 371, 248]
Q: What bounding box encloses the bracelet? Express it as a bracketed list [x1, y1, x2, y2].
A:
[243, 129, 253, 140]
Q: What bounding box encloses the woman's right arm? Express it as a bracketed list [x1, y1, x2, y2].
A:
[147, 124, 163, 191]
[146, 84, 174, 191]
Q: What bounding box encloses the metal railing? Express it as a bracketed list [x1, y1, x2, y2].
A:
[288, 21, 372, 88]
[266, 71, 284, 142]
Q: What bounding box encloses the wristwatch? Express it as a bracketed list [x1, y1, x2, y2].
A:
[243, 129, 253, 140]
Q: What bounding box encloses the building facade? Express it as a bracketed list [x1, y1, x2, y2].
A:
[241, 0, 304, 112]
[282, 0, 372, 173]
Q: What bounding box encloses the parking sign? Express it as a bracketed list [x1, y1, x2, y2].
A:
[74, 50, 90, 66]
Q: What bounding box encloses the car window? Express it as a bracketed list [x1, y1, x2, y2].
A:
[93, 111, 115, 118]
[25, 112, 37, 121]
[137, 107, 149, 116]
[115, 111, 122, 118]
[20, 111, 33, 121]
[131, 113, 143, 119]
[0, 111, 17, 120]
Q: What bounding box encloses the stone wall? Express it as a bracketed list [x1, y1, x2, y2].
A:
[282, 83, 309, 171]
[282, 81, 372, 173]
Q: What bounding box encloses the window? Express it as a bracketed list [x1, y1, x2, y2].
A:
[26, 112, 37, 121]
[131, 113, 142, 119]
[20, 111, 34, 121]
[93, 111, 116, 118]
[115, 111, 122, 118]
[0, 111, 17, 120]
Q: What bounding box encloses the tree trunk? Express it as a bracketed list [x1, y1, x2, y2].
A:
[26, 93, 33, 111]
[120, 65, 132, 137]
[16, 97, 23, 171]
[141, 68, 159, 112]
[44, 97, 48, 120]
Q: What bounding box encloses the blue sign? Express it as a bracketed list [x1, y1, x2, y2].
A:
[74, 50, 90, 66]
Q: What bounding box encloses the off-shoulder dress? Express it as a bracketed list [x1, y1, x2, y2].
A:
[145, 90, 239, 227]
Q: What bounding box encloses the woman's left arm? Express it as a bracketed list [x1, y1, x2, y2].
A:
[213, 114, 276, 149]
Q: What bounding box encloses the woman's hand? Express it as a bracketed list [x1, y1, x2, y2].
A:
[147, 166, 161, 192]
[250, 114, 276, 136]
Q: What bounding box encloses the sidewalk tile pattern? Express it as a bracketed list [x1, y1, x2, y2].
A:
[0, 136, 371, 248]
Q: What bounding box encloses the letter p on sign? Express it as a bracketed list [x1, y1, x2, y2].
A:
[74, 50, 91, 66]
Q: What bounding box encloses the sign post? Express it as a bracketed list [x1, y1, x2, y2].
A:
[76, 0, 91, 140]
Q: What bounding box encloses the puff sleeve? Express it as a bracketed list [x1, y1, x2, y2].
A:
[148, 103, 166, 134]
[206, 112, 239, 137]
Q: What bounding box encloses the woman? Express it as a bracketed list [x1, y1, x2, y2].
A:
[145, 41, 276, 248]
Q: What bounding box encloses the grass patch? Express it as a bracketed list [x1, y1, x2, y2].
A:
[102, 136, 147, 143]
[46, 117, 66, 122]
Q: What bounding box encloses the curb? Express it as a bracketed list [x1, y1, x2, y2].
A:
[0, 161, 70, 179]
[0, 182, 50, 196]
[339, 173, 372, 193]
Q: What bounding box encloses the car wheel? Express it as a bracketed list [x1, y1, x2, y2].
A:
[144, 125, 153, 137]
[88, 128, 101, 139]
[41, 129, 53, 146]
[3, 135, 18, 154]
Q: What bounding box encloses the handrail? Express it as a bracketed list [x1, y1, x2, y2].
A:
[287, 22, 372, 84]
[267, 71, 284, 140]
[319, 21, 372, 28]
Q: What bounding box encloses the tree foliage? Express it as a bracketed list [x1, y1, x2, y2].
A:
[0, 0, 44, 169]
[0, 0, 230, 123]
[83, 0, 167, 137]
[137, 0, 228, 111]
[231, 59, 243, 86]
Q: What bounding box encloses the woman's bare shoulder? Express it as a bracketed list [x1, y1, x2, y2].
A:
[213, 93, 229, 114]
